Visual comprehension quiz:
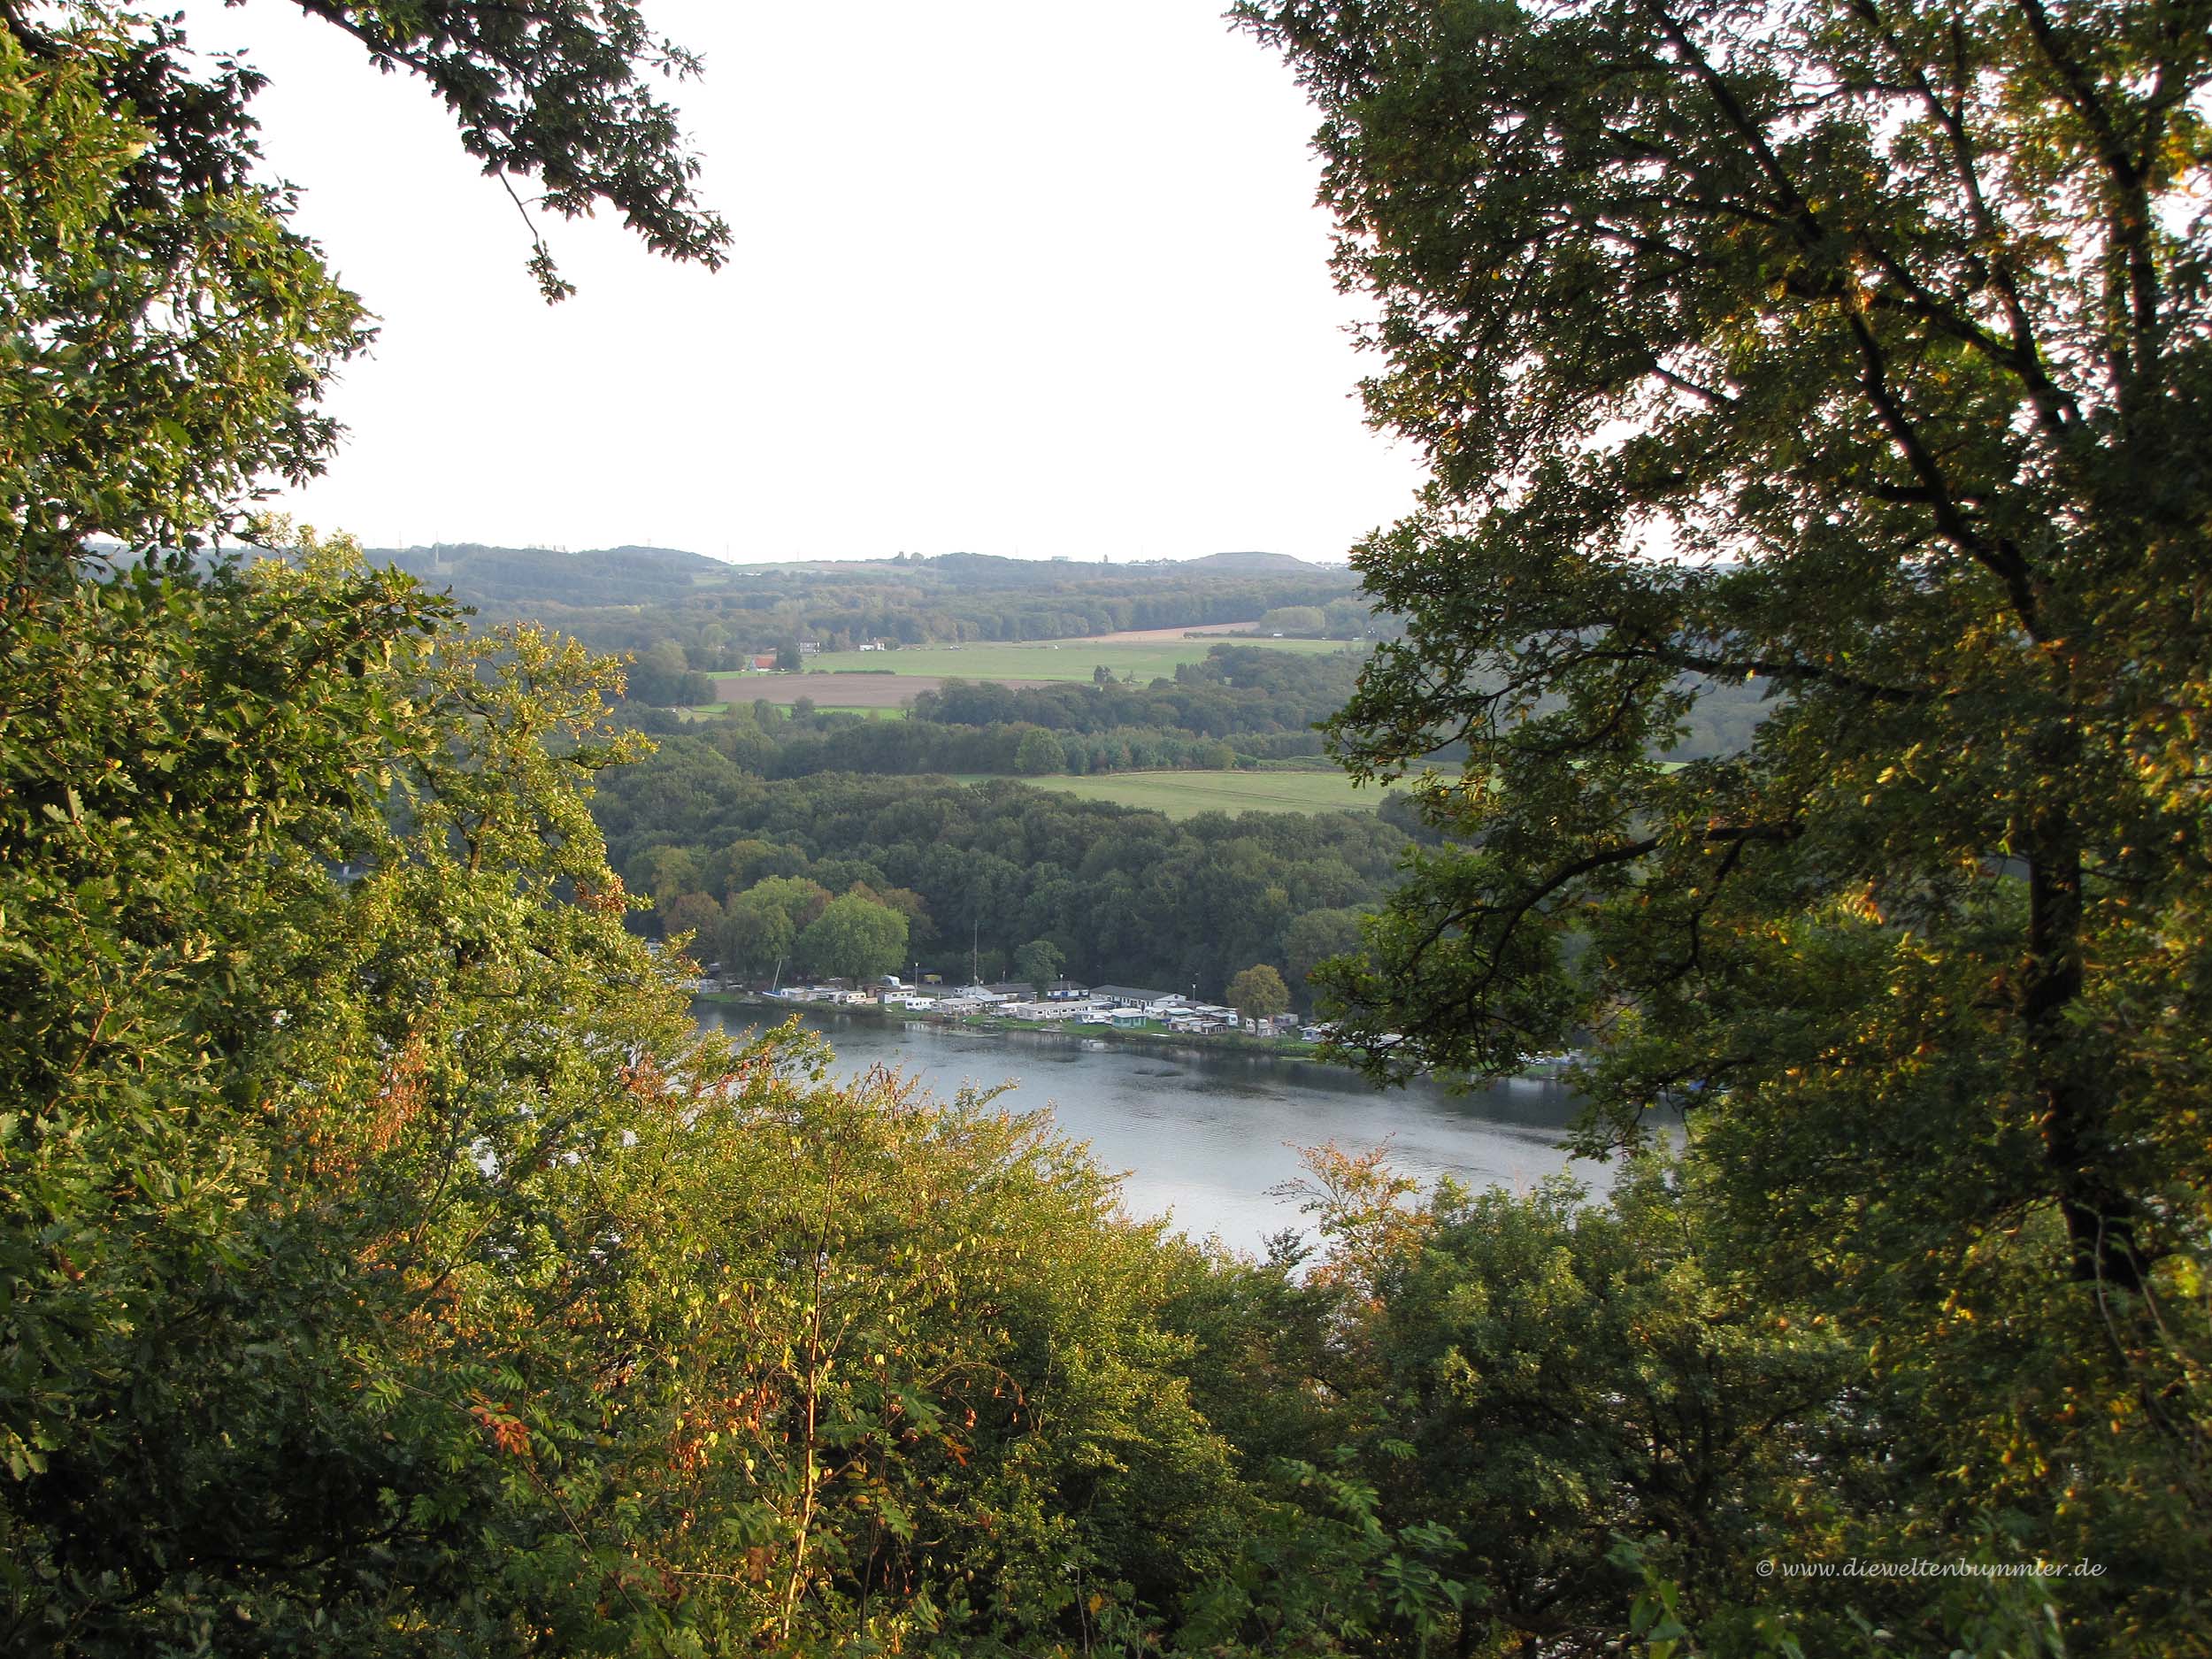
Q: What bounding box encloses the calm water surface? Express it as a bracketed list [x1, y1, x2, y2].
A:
[692, 1003, 1604, 1254]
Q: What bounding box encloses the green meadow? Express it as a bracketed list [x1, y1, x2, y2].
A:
[965, 768, 1390, 818]
[803, 635, 1355, 684]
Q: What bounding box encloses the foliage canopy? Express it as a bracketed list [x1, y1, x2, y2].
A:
[17, 0, 2212, 1650]
[1244, 0, 2212, 1646]
[1228, 964, 1293, 1022]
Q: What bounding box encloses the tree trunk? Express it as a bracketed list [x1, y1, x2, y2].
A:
[2024, 811, 2142, 1291]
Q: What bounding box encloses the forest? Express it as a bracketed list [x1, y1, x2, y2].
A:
[599, 766, 1410, 997]
[5, 0, 2208, 1656]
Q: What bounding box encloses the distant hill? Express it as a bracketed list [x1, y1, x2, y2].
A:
[352, 542, 1375, 661]
[365, 542, 737, 609]
[103, 540, 1326, 590]
[1179, 551, 1325, 572]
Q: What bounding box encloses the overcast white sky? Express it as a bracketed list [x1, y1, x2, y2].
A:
[181, 0, 1429, 564]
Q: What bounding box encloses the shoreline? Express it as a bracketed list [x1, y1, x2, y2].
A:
[692, 992, 1586, 1085]
[691, 990, 1340, 1065]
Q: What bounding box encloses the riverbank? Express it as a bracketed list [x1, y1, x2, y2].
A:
[693, 991, 1586, 1082]
[694, 990, 1340, 1064]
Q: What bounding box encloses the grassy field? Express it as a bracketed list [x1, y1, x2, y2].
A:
[801, 635, 1355, 685]
[960, 769, 1392, 818]
[706, 672, 1041, 708]
[680, 703, 907, 721]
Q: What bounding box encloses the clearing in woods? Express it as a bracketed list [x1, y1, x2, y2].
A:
[964, 770, 1392, 819]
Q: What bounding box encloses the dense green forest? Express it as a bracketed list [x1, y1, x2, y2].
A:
[599, 766, 1408, 998]
[5, 2, 2209, 1657]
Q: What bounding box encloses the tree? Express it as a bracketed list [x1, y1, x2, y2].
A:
[749, 872, 833, 933]
[1014, 936, 1065, 993]
[1181, 1152, 1849, 1655]
[0, 1, 742, 1643]
[1244, 0, 2212, 1645]
[0, 537, 793, 1650]
[1321, 596, 1375, 637]
[776, 638, 803, 672]
[1, 0, 727, 588]
[626, 841, 703, 902]
[711, 874, 833, 981]
[712, 835, 789, 889]
[794, 892, 909, 982]
[627, 637, 712, 704]
[1281, 908, 1366, 1006]
[1227, 964, 1292, 1025]
[658, 887, 723, 954]
[1014, 726, 1066, 775]
[861, 881, 936, 954]
[606, 1056, 1255, 1654]
[718, 885, 798, 979]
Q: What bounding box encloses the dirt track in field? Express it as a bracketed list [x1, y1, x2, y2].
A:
[709, 672, 1058, 708]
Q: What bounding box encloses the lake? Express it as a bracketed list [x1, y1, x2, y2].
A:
[691, 1002, 1608, 1255]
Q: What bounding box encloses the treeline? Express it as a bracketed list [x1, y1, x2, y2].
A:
[623, 702, 1311, 783]
[626, 644, 1369, 775]
[370, 543, 1383, 668]
[913, 644, 1364, 736]
[623, 640, 1770, 781]
[649, 707, 1274, 780]
[595, 769, 1405, 1001]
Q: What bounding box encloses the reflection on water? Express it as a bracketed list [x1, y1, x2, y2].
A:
[692, 1003, 1610, 1256]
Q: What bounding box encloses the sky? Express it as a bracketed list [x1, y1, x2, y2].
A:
[181, 0, 1432, 565]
